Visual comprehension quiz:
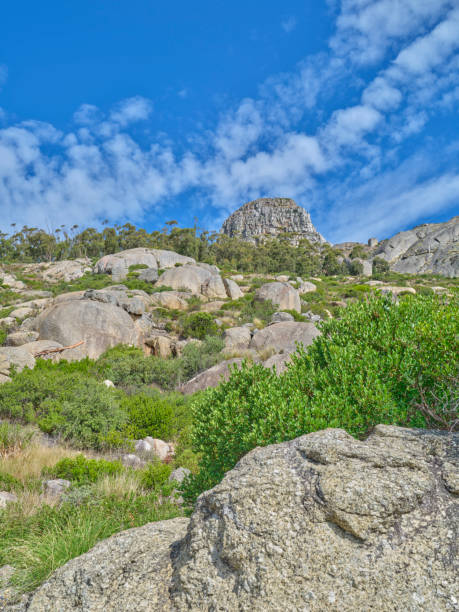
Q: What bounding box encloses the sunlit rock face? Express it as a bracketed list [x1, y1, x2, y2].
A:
[221, 198, 327, 245]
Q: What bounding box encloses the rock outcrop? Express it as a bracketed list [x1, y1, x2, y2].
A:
[34, 299, 139, 360]
[255, 281, 301, 313]
[221, 198, 326, 245]
[375, 216, 458, 277]
[180, 358, 244, 394]
[94, 248, 195, 277]
[250, 321, 320, 355]
[13, 426, 458, 611]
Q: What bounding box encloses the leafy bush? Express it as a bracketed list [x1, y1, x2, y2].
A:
[185, 295, 458, 502]
[43, 380, 126, 449]
[349, 245, 367, 259]
[372, 257, 390, 275]
[139, 460, 172, 489]
[181, 312, 219, 339]
[0, 470, 21, 492]
[122, 393, 175, 440]
[281, 309, 307, 322]
[0, 364, 126, 448]
[45, 454, 124, 485]
[222, 294, 276, 324]
[348, 260, 363, 276]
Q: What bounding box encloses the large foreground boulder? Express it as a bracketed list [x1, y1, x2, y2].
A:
[34, 300, 139, 360]
[13, 426, 457, 611]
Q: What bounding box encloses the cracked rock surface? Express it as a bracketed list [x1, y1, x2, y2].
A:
[9, 426, 458, 611]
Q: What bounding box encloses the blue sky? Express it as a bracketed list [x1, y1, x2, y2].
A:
[0, 0, 458, 243]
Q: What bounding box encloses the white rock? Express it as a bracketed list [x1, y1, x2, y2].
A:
[103, 379, 115, 388]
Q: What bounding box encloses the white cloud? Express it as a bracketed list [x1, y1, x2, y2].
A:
[109, 96, 152, 126]
[331, 0, 455, 64]
[73, 104, 101, 125]
[281, 16, 297, 33]
[323, 105, 382, 147]
[0, 1, 458, 240]
[362, 77, 402, 111]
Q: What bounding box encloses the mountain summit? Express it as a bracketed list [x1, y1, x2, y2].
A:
[221, 198, 326, 245]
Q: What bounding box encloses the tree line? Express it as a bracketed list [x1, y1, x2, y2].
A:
[0, 221, 379, 277]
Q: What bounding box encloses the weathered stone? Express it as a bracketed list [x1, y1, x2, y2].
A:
[8, 307, 35, 320]
[223, 326, 252, 352]
[5, 331, 39, 346]
[201, 275, 228, 299]
[35, 300, 139, 360]
[156, 265, 212, 295]
[262, 352, 292, 373]
[180, 359, 245, 394]
[223, 278, 243, 300]
[298, 280, 317, 293]
[17, 426, 457, 612]
[0, 354, 10, 377]
[375, 215, 458, 277]
[20, 340, 64, 362]
[43, 479, 71, 498]
[121, 454, 144, 468]
[221, 198, 326, 245]
[200, 301, 225, 312]
[137, 268, 159, 283]
[151, 291, 191, 311]
[148, 335, 174, 358]
[0, 347, 35, 372]
[94, 248, 195, 275]
[255, 281, 301, 313]
[250, 321, 320, 355]
[169, 468, 191, 485]
[0, 491, 17, 508]
[12, 519, 189, 611]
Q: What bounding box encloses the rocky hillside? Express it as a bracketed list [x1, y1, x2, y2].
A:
[9, 425, 458, 611]
[374, 216, 459, 277]
[221, 197, 326, 245]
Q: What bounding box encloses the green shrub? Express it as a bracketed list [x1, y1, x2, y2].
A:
[45, 454, 124, 485]
[349, 245, 367, 260]
[348, 260, 363, 276]
[0, 470, 21, 492]
[281, 309, 306, 322]
[372, 257, 390, 275]
[140, 460, 172, 489]
[181, 312, 219, 339]
[185, 295, 459, 502]
[122, 393, 175, 440]
[57, 381, 127, 448]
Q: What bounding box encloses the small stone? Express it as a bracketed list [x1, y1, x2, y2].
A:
[0, 491, 17, 508]
[43, 479, 71, 498]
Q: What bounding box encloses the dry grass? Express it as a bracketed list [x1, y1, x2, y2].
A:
[256, 347, 276, 362]
[92, 471, 144, 499]
[0, 443, 79, 481]
[6, 488, 60, 519]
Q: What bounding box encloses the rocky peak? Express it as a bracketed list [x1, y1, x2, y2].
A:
[221, 197, 326, 245]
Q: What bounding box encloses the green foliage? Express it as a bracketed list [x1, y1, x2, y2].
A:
[349, 245, 367, 259]
[348, 260, 364, 276]
[122, 394, 175, 440]
[0, 493, 181, 594]
[0, 470, 21, 492]
[372, 257, 390, 275]
[222, 294, 276, 324]
[282, 309, 307, 322]
[0, 422, 35, 455]
[185, 295, 459, 502]
[140, 460, 172, 489]
[181, 312, 219, 339]
[44, 454, 124, 485]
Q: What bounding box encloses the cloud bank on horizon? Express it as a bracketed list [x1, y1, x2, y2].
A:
[0, 0, 459, 243]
